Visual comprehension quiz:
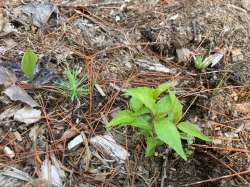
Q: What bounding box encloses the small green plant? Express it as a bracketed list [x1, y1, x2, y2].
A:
[194, 55, 206, 70]
[58, 67, 88, 102]
[107, 82, 210, 160]
[21, 48, 38, 80]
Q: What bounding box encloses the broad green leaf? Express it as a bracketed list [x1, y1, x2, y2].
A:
[154, 118, 187, 160]
[178, 121, 211, 142]
[141, 129, 151, 137]
[154, 82, 172, 98]
[156, 95, 172, 118]
[145, 137, 158, 156]
[167, 92, 183, 123]
[180, 132, 194, 145]
[130, 117, 152, 132]
[129, 97, 143, 112]
[172, 101, 183, 123]
[125, 87, 157, 115]
[169, 91, 177, 108]
[107, 110, 135, 128]
[134, 106, 150, 116]
[21, 48, 38, 80]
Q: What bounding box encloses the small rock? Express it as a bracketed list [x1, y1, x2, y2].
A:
[241, 0, 250, 11]
[4, 146, 15, 159]
[213, 139, 222, 145]
[115, 15, 121, 22]
[95, 83, 106, 97]
[67, 134, 84, 150]
[245, 122, 250, 131]
[14, 131, 22, 141]
[120, 4, 128, 12]
[231, 48, 244, 62]
[176, 48, 192, 62]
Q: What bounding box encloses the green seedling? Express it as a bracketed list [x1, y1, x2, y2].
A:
[107, 82, 210, 160]
[58, 67, 88, 102]
[194, 55, 206, 70]
[21, 48, 38, 80]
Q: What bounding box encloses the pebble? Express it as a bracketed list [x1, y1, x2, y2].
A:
[241, 0, 250, 11]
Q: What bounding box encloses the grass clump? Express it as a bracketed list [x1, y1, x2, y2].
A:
[58, 67, 88, 102]
[194, 55, 206, 70]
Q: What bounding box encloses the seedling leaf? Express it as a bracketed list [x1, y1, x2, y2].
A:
[108, 83, 209, 160]
[125, 87, 157, 115]
[59, 67, 88, 102]
[178, 121, 211, 142]
[168, 91, 183, 123]
[21, 48, 38, 80]
[172, 101, 183, 123]
[154, 118, 187, 160]
[133, 106, 151, 116]
[107, 110, 135, 127]
[116, 117, 152, 132]
[154, 82, 172, 98]
[156, 95, 172, 118]
[145, 137, 157, 156]
[129, 97, 143, 112]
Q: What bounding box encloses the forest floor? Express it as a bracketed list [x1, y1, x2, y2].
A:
[0, 0, 249, 186]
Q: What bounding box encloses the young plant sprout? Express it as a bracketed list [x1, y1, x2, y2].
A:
[58, 67, 88, 102]
[194, 55, 206, 70]
[21, 48, 38, 80]
[107, 82, 210, 160]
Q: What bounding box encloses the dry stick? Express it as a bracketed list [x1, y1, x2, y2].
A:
[191, 144, 250, 154]
[160, 158, 168, 187]
[224, 117, 250, 124]
[205, 152, 249, 184]
[39, 96, 60, 158]
[196, 104, 229, 117]
[180, 85, 250, 98]
[209, 121, 250, 136]
[183, 169, 250, 186]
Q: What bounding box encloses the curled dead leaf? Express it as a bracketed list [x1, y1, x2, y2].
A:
[0, 66, 17, 87]
[14, 106, 41, 125]
[4, 85, 39, 107]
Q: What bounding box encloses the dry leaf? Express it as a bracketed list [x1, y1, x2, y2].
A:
[21, 2, 61, 27]
[0, 66, 17, 87]
[29, 125, 39, 142]
[0, 8, 18, 36]
[134, 58, 176, 73]
[40, 158, 62, 187]
[4, 85, 39, 107]
[203, 52, 224, 67]
[14, 106, 41, 124]
[0, 105, 21, 120]
[50, 153, 66, 179]
[90, 134, 129, 163]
